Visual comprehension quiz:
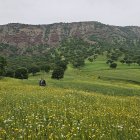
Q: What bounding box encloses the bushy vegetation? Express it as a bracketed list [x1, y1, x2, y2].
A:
[43, 65, 51, 73]
[1, 36, 140, 81]
[110, 63, 117, 69]
[15, 67, 28, 79]
[1, 37, 140, 80]
[28, 66, 40, 76]
[58, 38, 100, 68]
[0, 56, 7, 77]
[0, 53, 140, 139]
[0, 43, 18, 57]
[51, 67, 65, 79]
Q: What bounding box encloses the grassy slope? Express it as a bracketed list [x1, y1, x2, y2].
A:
[0, 79, 140, 139]
[26, 56, 140, 96]
[0, 57, 140, 139]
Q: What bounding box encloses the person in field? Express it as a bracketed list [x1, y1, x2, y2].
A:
[39, 78, 46, 86]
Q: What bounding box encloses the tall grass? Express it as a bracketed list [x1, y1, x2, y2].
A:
[0, 59, 140, 139]
[0, 80, 140, 139]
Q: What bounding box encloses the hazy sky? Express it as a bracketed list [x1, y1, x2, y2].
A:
[0, 0, 140, 26]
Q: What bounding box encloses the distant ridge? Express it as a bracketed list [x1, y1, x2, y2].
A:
[0, 21, 140, 56]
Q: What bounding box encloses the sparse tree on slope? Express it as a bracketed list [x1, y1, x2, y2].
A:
[51, 67, 64, 80]
[110, 63, 117, 69]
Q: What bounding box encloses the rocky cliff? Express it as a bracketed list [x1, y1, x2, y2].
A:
[0, 21, 140, 56]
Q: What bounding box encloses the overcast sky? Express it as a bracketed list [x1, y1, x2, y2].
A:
[0, 0, 140, 26]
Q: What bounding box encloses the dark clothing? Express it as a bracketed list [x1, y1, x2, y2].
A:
[39, 79, 46, 86]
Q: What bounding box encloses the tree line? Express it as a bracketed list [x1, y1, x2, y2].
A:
[0, 56, 68, 80]
[1, 38, 140, 79]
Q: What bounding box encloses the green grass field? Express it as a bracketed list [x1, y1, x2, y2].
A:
[0, 59, 140, 139]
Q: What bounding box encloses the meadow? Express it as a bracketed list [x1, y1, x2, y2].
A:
[0, 59, 140, 139]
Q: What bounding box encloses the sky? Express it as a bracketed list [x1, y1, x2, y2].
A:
[0, 0, 140, 26]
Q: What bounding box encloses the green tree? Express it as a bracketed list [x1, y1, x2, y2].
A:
[0, 56, 7, 76]
[51, 67, 64, 80]
[120, 59, 125, 64]
[106, 59, 113, 64]
[5, 69, 14, 77]
[136, 59, 140, 65]
[110, 54, 118, 61]
[28, 66, 40, 76]
[110, 63, 117, 69]
[72, 58, 85, 68]
[55, 60, 67, 71]
[88, 57, 94, 62]
[44, 65, 51, 73]
[126, 60, 132, 66]
[15, 67, 28, 79]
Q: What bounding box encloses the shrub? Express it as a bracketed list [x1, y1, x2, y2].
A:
[28, 66, 40, 76]
[106, 59, 113, 64]
[0, 56, 7, 76]
[15, 67, 28, 79]
[51, 67, 64, 80]
[72, 58, 85, 68]
[55, 60, 67, 71]
[110, 63, 117, 69]
[5, 70, 14, 77]
[126, 60, 132, 66]
[137, 59, 140, 65]
[88, 57, 94, 62]
[44, 65, 51, 73]
[120, 59, 125, 64]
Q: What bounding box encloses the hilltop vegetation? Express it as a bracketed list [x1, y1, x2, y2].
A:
[0, 21, 140, 76]
[0, 38, 140, 80]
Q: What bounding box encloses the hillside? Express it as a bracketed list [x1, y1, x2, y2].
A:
[0, 60, 140, 139]
[0, 21, 140, 56]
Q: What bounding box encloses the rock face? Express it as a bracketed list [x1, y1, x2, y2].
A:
[0, 21, 140, 56]
[0, 24, 45, 47]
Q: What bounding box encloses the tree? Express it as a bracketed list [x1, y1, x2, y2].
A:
[134, 55, 140, 65]
[51, 67, 64, 80]
[93, 54, 98, 60]
[72, 58, 85, 68]
[44, 65, 51, 73]
[110, 63, 117, 69]
[88, 56, 94, 62]
[87, 54, 98, 62]
[126, 60, 132, 66]
[28, 66, 40, 76]
[15, 67, 28, 79]
[120, 59, 125, 64]
[0, 56, 7, 76]
[5, 69, 14, 77]
[110, 54, 118, 61]
[136, 59, 140, 65]
[106, 59, 113, 64]
[55, 60, 67, 71]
